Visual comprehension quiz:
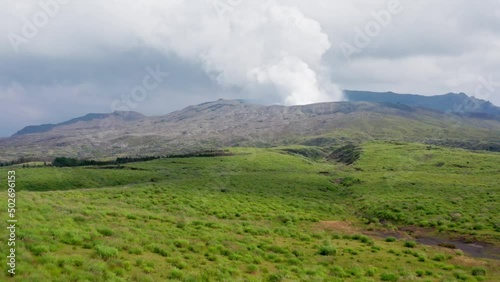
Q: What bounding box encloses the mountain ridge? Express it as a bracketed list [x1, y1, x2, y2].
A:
[13, 111, 146, 136]
[1, 93, 500, 162]
[11, 91, 500, 138]
[344, 90, 500, 116]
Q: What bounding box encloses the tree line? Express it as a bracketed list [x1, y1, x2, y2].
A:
[52, 150, 233, 167]
[0, 149, 233, 168]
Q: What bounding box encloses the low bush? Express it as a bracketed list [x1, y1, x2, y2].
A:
[95, 245, 119, 260]
[318, 245, 337, 256]
[404, 241, 416, 248]
[168, 269, 183, 280]
[97, 228, 113, 236]
[385, 237, 397, 242]
[471, 267, 486, 276]
[380, 273, 399, 281]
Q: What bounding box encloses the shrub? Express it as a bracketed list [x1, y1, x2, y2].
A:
[348, 267, 363, 278]
[340, 177, 362, 187]
[168, 269, 183, 280]
[97, 228, 113, 236]
[380, 273, 399, 281]
[344, 248, 359, 255]
[473, 224, 484, 230]
[385, 237, 397, 242]
[170, 258, 188, 270]
[246, 264, 259, 274]
[318, 245, 337, 256]
[95, 245, 119, 260]
[176, 220, 187, 229]
[404, 241, 416, 248]
[277, 214, 295, 224]
[417, 255, 427, 262]
[365, 266, 378, 277]
[471, 267, 486, 276]
[331, 266, 348, 278]
[153, 246, 169, 257]
[174, 239, 190, 248]
[72, 258, 84, 267]
[432, 254, 446, 262]
[60, 232, 83, 245]
[28, 245, 49, 256]
[331, 234, 341, 239]
[267, 273, 286, 282]
[358, 235, 373, 244]
[128, 247, 143, 255]
[73, 216, 86, 223]
[453, 272, 469, 280]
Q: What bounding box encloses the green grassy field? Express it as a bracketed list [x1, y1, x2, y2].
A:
[0, 142, 498, 281]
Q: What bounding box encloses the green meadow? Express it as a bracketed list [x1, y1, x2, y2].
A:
[0, 142, 499, 281]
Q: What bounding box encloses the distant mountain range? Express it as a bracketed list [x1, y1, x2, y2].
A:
[345, 90, 500, 117]
[1, 91, 499, 162]
[13, 111, 146, 136]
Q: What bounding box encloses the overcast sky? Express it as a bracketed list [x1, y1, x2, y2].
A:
[1, 0, 499, 137]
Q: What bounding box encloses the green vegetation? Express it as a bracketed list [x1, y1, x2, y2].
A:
[348, 142, 500, 240]
[0, 142, 498, 281]
[327, 144, 362, 165]
[52, 150, 233, 167]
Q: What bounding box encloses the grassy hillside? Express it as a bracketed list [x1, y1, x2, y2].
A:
[348, 143, 499, 239]
[0, 143, 498, 281]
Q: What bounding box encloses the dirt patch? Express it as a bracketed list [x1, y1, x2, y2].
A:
[317, 223, 500, 260]
[449, 255, 487, 267]
[364, 229, 412, 240]
[317, 221, 412, 240]
[317, 221, 359, 234]
[397, 226, 500, 260]
[416, 236, 500, 260]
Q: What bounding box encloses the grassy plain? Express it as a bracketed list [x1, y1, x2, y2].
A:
[0, 142, 498, 281]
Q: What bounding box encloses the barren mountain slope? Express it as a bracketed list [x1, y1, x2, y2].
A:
[1, 99, 499, 162]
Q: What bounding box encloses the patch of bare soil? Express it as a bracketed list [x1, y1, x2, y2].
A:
[415, 236, 500, 260]
[317, 222, 500, 260]
[316, 221, 359, 234]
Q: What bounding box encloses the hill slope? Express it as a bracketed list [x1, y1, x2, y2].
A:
[1, 143, 498, 281]
[1, 99, 500, 162]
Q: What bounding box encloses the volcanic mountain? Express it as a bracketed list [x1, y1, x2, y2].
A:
[1, 92, 499, 162]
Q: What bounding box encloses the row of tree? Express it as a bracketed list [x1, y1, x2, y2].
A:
[51, 149, 233, 167]
[51, 156, 161, 167]
[0, 149, 233, 168]
[0, 157, 50, 167]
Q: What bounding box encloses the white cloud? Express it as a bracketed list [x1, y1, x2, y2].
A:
[0, 0, 499, 136]
[103, 0, 343, 104]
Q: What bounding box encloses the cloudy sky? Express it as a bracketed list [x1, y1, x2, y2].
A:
[1, 0, 499, 137]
